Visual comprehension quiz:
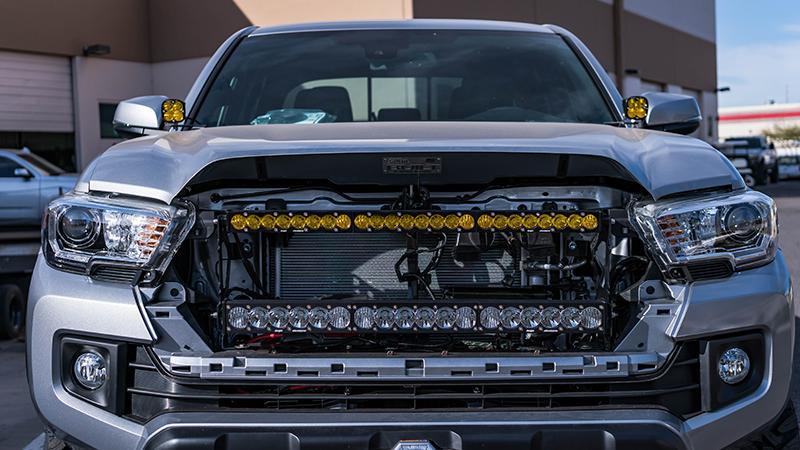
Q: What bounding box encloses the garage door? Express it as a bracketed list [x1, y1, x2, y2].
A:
[0, 50, 73, 133]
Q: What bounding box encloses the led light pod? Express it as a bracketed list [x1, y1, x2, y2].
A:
[329, 306, 351, 329]
[248, 306, 270, 329]
[267, 307, 289, 329]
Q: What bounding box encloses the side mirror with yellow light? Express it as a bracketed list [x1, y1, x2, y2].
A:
[625, 92, 701, 135]
[112, 95, 180, 139]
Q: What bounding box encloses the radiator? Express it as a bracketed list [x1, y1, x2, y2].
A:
[274, 232, 516, 301]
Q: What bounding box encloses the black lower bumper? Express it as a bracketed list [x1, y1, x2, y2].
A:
[144, 419, 687, 450]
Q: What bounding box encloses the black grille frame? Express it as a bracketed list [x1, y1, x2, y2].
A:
[126, 343, 702, 423]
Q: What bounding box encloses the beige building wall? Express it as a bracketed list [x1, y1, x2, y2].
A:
[71, 57, 153, 167]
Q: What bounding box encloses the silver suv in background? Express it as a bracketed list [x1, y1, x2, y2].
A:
[0, 149, 75, 338]
[0, 148, 77, 228]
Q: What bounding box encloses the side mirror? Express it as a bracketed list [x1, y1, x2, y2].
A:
[112, 96, 185, 138]
[13, 167, 32, 179]
[625, 92, 701, 135]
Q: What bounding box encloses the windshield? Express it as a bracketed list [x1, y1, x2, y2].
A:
[194, 30, 615, 127]
[18, 152, 65, 175]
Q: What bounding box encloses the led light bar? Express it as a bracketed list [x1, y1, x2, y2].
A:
[227, 211, 600, 233]
[225, 303, 605, 334]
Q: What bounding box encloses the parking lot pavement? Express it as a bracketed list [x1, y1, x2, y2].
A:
[0, 340, 40, 450]
[3, 180, 800, 449]
[758, 181, 800, 422]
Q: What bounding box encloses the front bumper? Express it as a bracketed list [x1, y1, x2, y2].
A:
[26, 252, 794, 450]
[140, 410, 687, 450]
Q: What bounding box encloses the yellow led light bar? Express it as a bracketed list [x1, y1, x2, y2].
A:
[229, 211, 600, 233]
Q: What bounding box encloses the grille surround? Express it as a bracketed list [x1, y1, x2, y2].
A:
[126, 344, 701, 423]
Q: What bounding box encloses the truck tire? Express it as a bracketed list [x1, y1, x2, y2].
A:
[0, 284, 25, 340]
[755, 166, 770, 185]
[727, 402, 799, 449]
[771, 165, 780, 184]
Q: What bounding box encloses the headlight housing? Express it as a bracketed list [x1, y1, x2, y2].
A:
[630, 190, 777, 274]
[45, 193, 194, 282]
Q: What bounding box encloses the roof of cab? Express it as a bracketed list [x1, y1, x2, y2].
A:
[249, 19, 555, 37]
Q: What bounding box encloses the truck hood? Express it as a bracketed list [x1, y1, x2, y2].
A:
[78, 122, 743, 203]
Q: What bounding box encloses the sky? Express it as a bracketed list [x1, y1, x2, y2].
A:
[717, 0, 800, 107]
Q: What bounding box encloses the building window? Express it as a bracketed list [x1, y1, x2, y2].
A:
[99, 103, 119, 139]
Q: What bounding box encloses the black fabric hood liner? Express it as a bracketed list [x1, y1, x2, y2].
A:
[188, 152, 644, 193]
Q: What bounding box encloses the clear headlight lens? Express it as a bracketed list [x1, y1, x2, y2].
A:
[45, 193, 194, 278]
[630, 190, 776, 271]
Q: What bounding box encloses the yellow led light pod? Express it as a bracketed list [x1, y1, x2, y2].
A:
[369, 214, 385, 230]
[414, 214, 430, 230]
[538, 214, 553, 229]
[567, 214, 583, 230]
[306, 215, 321, 230]
[354, 214, 371, 230]
[245, 215, 261, 230]
[477, 214, 494, 230]
[493, 215, 508, 230]
[429, 214, 445, 230]
[384, 214, 401, 229]
[161, 99, 185, 123]
[459, 214, 475, 230]
[522, 214, 538, 229]
[321, 214, 337, 230]
[582, 214, 599, 230]
[625, 96, 648, 121]
[290, 215, 306, 229]
[399, 214, 415, 230]
[260, 215, 276, 229]
[553, 214, 568, 230]
[508, 214, 523, 230]
[275, 214, 292, 230]
[230, 214, 247, 231]
[335, 214, 352, 230]
[444, 214, 460, 230]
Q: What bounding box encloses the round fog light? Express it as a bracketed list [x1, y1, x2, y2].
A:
[74, 352, 107, 390]
[718, 347, 750, 384]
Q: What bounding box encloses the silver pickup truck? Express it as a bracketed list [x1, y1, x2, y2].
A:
[28, 20, 795, 450]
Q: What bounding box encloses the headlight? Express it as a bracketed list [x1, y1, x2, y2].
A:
[45, 193, 194, 281]
[630, 190, 776, 273]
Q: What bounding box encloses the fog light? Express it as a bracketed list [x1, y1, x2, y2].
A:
[719, 347, 750, 384]
[74, 352, 107, 390]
